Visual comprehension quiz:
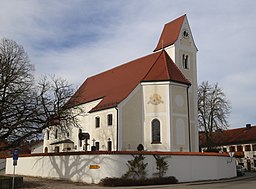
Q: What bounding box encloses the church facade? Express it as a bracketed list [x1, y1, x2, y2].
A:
[43, 15, 199, 153]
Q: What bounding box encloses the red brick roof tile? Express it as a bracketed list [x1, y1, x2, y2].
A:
[199, 125, 256, 147]
[67, 50, 190, 112]
[154, 15, 185, 52]
[143, 50, 190, 85]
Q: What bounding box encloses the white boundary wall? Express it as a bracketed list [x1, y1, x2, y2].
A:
[5, 152, 236, 184]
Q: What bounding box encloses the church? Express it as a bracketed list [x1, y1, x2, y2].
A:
[43, 14, 199, 153]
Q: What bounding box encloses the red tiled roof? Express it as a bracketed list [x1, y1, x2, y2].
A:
[199, 125, 256, 147]
[154, 15, 186, 52]
[67, 50, 190, 112]
[143, 50, 190, 84]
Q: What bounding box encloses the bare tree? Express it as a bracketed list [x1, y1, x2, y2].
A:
[198, 81, 231, 150]
[0, 38, 81, 151]
[34, 75, 82, 133]
[0, 38, 34, 147]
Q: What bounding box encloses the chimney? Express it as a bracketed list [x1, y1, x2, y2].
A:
[246, 124, 251, 129]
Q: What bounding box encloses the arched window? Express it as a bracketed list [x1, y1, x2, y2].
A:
[44, 147, 48, 153]
[152, 119, 161, 143]
[182, 54, 189, 69]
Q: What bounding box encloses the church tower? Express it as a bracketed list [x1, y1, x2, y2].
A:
[154, 15, 199, 151]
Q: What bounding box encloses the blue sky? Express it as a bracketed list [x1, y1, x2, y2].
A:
[0, 0, 256, 129]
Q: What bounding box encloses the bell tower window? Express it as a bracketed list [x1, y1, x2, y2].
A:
[182, 54, 189, 69]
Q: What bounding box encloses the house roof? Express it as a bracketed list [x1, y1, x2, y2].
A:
[67, 50, 190, 112]
[199, 125, 256, 147]
[154, 15, 186, 52]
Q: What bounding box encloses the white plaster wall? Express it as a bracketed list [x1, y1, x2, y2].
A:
[89, 108, 117, 151]
[118, 85, 143, 151]
[142, 82, 171, 151]
[31, 143, 43, 154]
[43, 98, 118, 153]
[5, 153, 236, 184]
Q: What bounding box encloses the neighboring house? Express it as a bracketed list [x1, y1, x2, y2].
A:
[199, 124, 256, 171]
[0, 139, 44, 156]
[44, 14, 199, 153]
[0, 140, 11, 156]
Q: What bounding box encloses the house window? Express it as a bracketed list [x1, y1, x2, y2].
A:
[182, 54, 189, 69]
[55, 129, 58, 139]
[253, 144, 256, 151]
[44, 147, 48, 153]
[229, 146, 235, 152]
[151, 119, 161, 143]
[107, 114, 113, 126]
[237, 145, 243, 152]
[245, 145, 251, 151]
[96, 142, 100, 151]
[95, 117, 100, 128]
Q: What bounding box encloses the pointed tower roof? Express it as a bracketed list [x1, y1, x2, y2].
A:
[154, 15, 186, 52]
[142, 50, 191, 85]
[67, 50, 190, 112]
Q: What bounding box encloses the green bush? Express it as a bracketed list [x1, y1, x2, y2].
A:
[123, 154, 148, 180]
[153, 154, 169, 177]
[99, 176, 178, 186]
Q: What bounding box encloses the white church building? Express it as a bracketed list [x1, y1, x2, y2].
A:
[43, 14, 199, 153]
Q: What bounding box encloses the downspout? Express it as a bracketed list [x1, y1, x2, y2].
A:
[115, 107, 119, 151]
[187, 86, 191, 152]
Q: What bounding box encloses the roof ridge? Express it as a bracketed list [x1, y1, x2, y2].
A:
[162, 51, 172, 80]
[169, 56, 191, 85]
[141, 51, 164, 81]
[162, 50, 191, 85]
[87, 52, 161, 80]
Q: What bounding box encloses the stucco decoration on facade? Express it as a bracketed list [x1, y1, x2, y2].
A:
[148, 93, 164, 105]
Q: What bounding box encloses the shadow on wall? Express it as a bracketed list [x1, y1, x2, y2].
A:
[47, 154, 123, 183]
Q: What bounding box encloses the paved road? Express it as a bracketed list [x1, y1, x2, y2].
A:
[20, 172, 256, 189]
